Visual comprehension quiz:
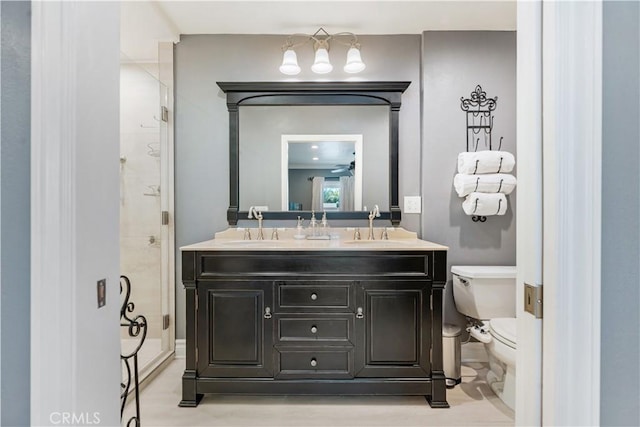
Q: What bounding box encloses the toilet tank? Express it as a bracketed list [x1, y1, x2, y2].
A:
[452, 266, 516, 320]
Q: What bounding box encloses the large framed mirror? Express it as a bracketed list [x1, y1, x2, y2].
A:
[217, 81, 410, 225]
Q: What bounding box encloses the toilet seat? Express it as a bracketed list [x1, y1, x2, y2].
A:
[489, 318, 516, 348]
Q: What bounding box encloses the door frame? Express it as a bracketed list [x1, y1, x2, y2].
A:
[515, 1, 543, 424]
[517, 1, 603, 425]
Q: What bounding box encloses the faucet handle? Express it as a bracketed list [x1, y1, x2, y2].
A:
[353, 228, 361, 240]
[271, 228, 279, 240]
[381, 227, 389, 240]
[243, 228, 252, 240]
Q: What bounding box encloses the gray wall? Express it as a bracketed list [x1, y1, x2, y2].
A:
[1, 2, 30, 425]
[601, 1, 640, 425]
[175, 34, 422, 338]
[421, 32, 517, 329]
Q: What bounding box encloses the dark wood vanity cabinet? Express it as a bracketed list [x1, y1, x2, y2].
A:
[180, 250, 448, 408]
[356, 283, 431, 378]
[196, 281, 273, 378]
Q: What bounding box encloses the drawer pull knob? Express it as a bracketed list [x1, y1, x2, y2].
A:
[356, 307, 364, 319]
[263, 307, 272, 319]
[310, 326, 318, 334]
[310, 358, 318, 367]
[310, 293, 318, 301]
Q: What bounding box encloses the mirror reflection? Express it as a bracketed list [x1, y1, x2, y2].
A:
[282, 135, 363, 211]
[239, 105, 389, 212]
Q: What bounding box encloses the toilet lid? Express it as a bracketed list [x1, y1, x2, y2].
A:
[489, 318, 517, 347]
[451, 265, 516, 279]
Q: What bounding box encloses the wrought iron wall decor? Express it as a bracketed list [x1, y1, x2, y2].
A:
[460, 85, 503, 153]
[121, 275, 147, 426]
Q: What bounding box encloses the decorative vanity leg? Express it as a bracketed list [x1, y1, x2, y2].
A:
[426, 279, 450, 408]
[179, 252, 203, 407]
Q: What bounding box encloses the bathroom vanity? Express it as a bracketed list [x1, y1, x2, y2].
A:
[179, 229, 449, 408]
[179, 81, 448, 408]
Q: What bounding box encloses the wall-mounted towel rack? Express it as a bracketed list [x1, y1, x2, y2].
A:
[460, 85, 503, 153]
[460, 85, 506, 222]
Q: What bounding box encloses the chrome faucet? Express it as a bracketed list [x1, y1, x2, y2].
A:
[367, 205, 380, 240]
[248, 206, 264, 240]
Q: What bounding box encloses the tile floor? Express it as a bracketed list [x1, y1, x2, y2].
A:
[123, 359, 514, 426]
[122, 338, 162, 372]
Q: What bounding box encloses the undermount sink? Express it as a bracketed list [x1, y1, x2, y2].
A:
[219, 240, 285, 246]
[342, 240, 411, 245]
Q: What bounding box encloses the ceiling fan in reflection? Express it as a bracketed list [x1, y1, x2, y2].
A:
[331, 160, 355, 174]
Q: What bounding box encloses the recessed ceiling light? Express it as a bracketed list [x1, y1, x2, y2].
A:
[312, 157, 319, 161]
[311, 145, 319, 149]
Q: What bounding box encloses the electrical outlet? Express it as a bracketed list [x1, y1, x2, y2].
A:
[97, 279, 106, 308]
[404, 196, 422, 214]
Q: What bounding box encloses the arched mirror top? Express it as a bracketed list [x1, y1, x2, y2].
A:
[217, 81, 410, 225]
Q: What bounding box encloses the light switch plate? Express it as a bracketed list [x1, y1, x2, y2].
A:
[404, 196, 422, 214]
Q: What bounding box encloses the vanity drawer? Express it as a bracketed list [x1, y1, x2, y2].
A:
[276, 281, 354, 311]
[275, 348, 354, 379]
[275, 315, 354, 344]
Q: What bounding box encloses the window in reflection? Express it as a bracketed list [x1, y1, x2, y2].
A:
[281, 135, 363, 211]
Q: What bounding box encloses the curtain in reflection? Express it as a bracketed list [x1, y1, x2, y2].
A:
[311, 177, 324, 211]
[340, 176, 355, 211]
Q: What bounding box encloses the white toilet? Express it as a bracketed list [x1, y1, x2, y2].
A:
[452, 265, 517, 410]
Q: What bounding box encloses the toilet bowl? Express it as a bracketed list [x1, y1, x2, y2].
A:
[452, 266, 517, 411]
[485, 317, 516, 410]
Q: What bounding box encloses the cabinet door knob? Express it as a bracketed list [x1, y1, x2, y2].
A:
[310, 325, 318, 334]
[356, 307, 364, 319]
[310, 358, 318, 367]
[310, 293, 318, 301]
[263, 307, 272, 319]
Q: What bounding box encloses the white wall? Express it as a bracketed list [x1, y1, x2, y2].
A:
[30, 2, 121, 425]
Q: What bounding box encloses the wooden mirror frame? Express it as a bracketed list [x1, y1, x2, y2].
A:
[217, 81, 410, 226]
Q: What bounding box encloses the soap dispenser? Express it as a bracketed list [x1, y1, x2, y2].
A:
[308, 211, 318, 237]
[294, 216, 305, 240]
[321, 211, 330, 237]
[306, 210, 330, 240]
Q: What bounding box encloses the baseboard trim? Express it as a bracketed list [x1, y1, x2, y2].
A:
[461, 342, 488, 363]
[175, 339, 185, 359]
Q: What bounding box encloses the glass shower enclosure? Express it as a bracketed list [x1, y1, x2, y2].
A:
[119, 59, 174, 379]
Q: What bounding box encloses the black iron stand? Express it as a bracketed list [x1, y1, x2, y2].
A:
[120, 275, 147, 427]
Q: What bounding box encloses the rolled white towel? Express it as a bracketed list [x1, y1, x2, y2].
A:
[457, 150, 515, 175]
[462, 192, 508, 216]
[453, 173, 517, 197]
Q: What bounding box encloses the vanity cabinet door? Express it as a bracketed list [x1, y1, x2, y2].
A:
[354, 282, 431, 378]
[197, 281, 273, 378]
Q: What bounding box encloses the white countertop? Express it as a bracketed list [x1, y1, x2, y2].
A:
[181, 227, 448, 252]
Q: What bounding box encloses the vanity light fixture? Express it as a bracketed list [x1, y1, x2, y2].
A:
[279, 27, 366, 75]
